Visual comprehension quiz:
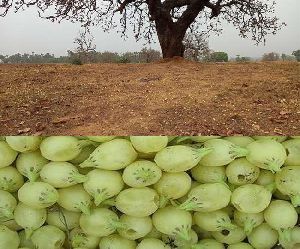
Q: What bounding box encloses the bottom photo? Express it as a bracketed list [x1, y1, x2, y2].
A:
[0, 136, 299, 249]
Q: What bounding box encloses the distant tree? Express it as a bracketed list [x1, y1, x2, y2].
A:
[292, 50, 300, 62]
[0, 0, 285, 58]
[208, 52, 229, 62]
[139, 48, 161, 63]
[96, 51, 120, 63]
[105, 48, 161, 63]
[262, 52, 280, 61]
[118, 54, 131, 63]
[235, 55, 251, 62]
[73, 29, 97, 64]
[67, 50, 80, 65]
[281, 53, 287, 61]
[0, 53, 65, 63]
[184, 32, 210, 61]
[0, 55, 7, 63]
[281, 53, 296, 61]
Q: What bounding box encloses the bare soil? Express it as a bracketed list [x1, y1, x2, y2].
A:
[0, 59, 299, 135]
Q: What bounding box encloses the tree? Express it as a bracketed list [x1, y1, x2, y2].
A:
[0, 55, 6, 63]
[139, 48, 161, 63]
[184, 32, 210, 61]
[72, 29, 97, 63]
[208, 51, 228, 62]
[281, 53, 287, 61]
[0, 0, 285, 58]
[292, 50, 300, 62]
[235, 55, 251, 62]
[0, 49, 162, 64]
[262, 52, 280, 62]
[281, 53, 296, 62]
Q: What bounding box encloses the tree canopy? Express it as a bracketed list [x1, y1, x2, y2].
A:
[0, 0, 285, 58]
[292, 50, 300, 62]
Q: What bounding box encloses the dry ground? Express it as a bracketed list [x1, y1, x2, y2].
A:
[0, 59, 299, 135]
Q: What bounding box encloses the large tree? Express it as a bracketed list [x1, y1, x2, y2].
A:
[0, 0, 284, 58]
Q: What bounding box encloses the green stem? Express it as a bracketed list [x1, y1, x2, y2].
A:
[79, 158, 95, 168]
[220, 221, 237, 231]
[244, 220, 256, 235]
[94, 192, 110, 206]
[267, 161, 282, 173]
[58, 207, 71, 249]
[227, 182, 237, 192]
[159, 195, 169, 208]
[290, 194, 300, 207]
[265, 182, 276, 193]
[27, 171, 39, 182]
[231, 146, 249, 158]
[170, 199, 180, 207]
[78, 140, 97, 148]
[25, 228, 34, 239]
[109, 219, 127, 230]
[46, 191, 59, 203]
[175, 227, 191, 242]
[178, 198, 202, 211]
[72, 173, 88, 184]
[77, 203, 90, 215]
[135, 168, 156, 183]
[0, 217, 13, 223]
[278, 229, 293, 246]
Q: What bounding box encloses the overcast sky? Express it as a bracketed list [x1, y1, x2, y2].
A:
[0, 0, 299, 57]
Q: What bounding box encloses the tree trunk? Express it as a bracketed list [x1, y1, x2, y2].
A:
[155, 21, 186, 58]
[160, 35, 185, 58]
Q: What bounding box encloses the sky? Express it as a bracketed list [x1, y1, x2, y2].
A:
[0, 0, 299, 58]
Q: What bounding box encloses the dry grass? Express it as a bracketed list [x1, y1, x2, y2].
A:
[0, 60, 299, 135]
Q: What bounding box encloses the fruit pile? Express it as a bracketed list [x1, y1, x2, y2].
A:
[0, 136, 299, 249]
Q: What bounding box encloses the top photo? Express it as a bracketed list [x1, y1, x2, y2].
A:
[0, 0, 299, 135]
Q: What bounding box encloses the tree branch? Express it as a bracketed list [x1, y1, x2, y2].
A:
[204, 1, 221, 18]
[115, 0, 136, 13]
[162, 0, 191, 10]
[220, 0, 285, 44]
[176, 0, 206, 30]
[0, 0, 285, 55]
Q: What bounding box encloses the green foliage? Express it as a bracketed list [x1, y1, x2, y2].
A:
[209, 52, 229, 62]
[292, 50, 300, 62]
[139, 48, 161, 63]
[70, 57, 83, 65]
[235, 55, 251, 62]
[0, 53, 69, 64]
[118, 55, 131, 64]
[281, 54, 296, 61]
[0, 48, 161, 64]
[0, 55, 6, 63]
[262, 52, 280, 61]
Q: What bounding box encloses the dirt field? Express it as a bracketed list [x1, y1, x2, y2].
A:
[0, 59, 299, 135]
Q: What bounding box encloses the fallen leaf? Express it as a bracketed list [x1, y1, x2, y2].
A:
[279, 110, 290, 115]
[36, 122, 46, 131]
[17, 128, 31, 134]
[274, 128, 284, 135]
